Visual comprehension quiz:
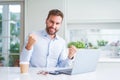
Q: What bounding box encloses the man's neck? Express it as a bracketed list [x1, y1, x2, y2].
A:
[50, 34, 56, 39]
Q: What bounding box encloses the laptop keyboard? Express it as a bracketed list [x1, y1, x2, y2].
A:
[49, 68, 72, 75]
[56, 69, 72, 74]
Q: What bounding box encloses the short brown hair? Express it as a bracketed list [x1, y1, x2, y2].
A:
[46, 9, 64, 20]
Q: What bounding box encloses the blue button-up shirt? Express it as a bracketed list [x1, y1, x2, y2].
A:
[20, 30, 72, 68]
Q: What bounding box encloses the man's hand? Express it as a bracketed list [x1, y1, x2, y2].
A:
[25, 33, 37, 50]
[68, 45, 77, 59]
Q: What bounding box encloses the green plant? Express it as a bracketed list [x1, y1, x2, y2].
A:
[68, 41, 77, 48]
[10, 42, 20, 53]
[97, 40, 108, 47]
[9, 55, 19, 66]
[0, 54, 4, 61]
[68, 41, 86, 48]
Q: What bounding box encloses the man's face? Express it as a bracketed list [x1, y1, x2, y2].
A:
[46, 15, 62, 35]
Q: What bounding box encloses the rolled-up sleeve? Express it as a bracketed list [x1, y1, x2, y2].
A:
[20, 35, 33, 63]
[20, 47, 33, 63]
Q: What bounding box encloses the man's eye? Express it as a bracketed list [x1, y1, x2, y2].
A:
[56, 23, 60, 25]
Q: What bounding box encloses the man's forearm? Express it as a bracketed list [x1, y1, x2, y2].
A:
[25, 43, 33, 50]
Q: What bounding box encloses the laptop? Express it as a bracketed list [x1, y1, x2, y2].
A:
[49, 49, 100, 75]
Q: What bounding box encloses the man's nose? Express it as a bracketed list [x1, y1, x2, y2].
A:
[52, 23, 56, 28]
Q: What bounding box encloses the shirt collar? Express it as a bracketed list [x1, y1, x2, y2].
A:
[42, 29, 59, 40]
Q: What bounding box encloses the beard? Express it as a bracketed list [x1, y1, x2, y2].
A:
[46, 26, 58, 35]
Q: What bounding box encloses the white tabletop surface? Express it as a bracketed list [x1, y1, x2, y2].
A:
[0, 63, 120, 80]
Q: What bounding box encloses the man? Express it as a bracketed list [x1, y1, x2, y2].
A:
[20, 9, 76, 68]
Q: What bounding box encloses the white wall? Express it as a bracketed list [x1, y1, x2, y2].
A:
[67, 0, 120, 22]
[25, 0, 65, 38]
[24, 0, 120, 38]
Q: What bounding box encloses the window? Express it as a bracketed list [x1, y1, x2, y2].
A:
[66, 23, 120, 60]
[0, 1, 24, 66]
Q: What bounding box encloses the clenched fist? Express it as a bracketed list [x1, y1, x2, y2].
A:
[68, 45, 77, 59]
[25, 33, 37, 50]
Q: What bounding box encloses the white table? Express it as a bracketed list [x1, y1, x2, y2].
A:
[0, 63, 120, 80]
